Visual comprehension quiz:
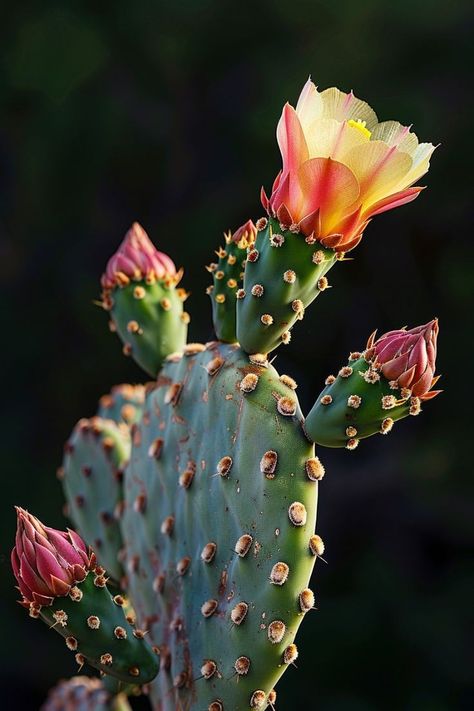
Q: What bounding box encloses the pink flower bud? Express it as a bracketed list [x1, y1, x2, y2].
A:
[367, 319, 440, 400]
[11, 508, 92, 607]
[231, 220, 257, 247]
[101, 222, 177, 289]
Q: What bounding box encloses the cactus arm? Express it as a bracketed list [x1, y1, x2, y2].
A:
[236, 218, 337, 354]
[108, 280, 188, 377]
[39, 573, 159, 684]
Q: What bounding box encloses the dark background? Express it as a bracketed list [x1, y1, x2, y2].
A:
[1, 1, 473, 709]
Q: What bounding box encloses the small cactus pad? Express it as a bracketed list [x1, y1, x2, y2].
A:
[104, 278, 189, 377]
[97, 384, 146, 426]
[39, 572, 159, 684]
[41, 676, 132, 711]
[207, 228, 254, 343]
[304, 355, 417, 448]
[236, 218, 337, 354]
[62, 417, 130, 581]
[121, 342, 322, 710]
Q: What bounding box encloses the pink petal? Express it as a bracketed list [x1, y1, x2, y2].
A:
[297, 158, 360, 233]
[380, 352, 410, 381]
[19, 554, 52, 596]
[277, 103, 308, 175]
[35, 545, 68, 586]
[364, 186, 423, 218]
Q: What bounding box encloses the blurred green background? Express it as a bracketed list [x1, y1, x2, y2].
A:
[1, 1, 473, 709]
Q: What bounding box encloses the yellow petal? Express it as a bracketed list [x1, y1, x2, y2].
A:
[305, 118, 370, 162]
[295, 78, 324, 132]
[321, 88, 378, 129]
[344, 141, 413, 208]
[401, 142, 437, 186]
[371, 121, 419, 156]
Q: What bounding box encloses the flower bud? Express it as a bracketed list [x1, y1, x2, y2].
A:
[367, 319, 440, 399]
[101, 222, 177, 289]
[11, 507, 91, 606]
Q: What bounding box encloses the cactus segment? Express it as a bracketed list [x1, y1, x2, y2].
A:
[41, 676, 133, 711]
[62, 418, 130, 581]
[304, 356, 417, 448]
[97, 385, 146, 426]
[39, 573, 159, 684]
[106, 278, 188, 377]
[207, 235, 250, 343]
[121, 342, 322, 710]
[236, 218, 337, 354]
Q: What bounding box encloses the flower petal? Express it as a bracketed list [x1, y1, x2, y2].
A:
[344, 141, 413, 208]
[320, 88, 378, 129]
[277, 104, 309, 175]
[370, 121, 419, 156]
[364, 186, 423, 218]
[305, 118, 370, 161]
[295, 78, 324, 131]
[297, 158, 360, 234]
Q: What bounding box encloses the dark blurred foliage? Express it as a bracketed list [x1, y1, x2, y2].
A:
[1, 1, 473, 709]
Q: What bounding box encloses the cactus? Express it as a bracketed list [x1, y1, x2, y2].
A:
[12, 77, 441, 710]
[41, 676, 133, 711]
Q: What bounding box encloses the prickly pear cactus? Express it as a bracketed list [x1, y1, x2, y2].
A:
[11, 77, 441, 711]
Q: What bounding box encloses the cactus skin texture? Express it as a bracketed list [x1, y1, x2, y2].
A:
[41, 676, 132, 711]
[207, 221, 256, 343]
[304, 355, 416, 448]
[97, 384, 146, 426]
[40, 571, 159, 684]
[106, 279, 188, 377]
[61, 416, 130, 582]
[236, 218, 337, 354]
[121, 342, 320, 710]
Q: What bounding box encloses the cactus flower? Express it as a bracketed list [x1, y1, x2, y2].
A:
[367, 319, 441, 399]
[261, 78, 436, 251]
[11, 508, 91, 606]
[101, 222, 178, 289]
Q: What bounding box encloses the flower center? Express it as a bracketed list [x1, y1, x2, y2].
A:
[347, 119, 372, 139]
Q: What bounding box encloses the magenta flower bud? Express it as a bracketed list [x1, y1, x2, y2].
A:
[367, 319, 440, 400]
[101, 222, 177, 289]
[11, 508, 92, 607]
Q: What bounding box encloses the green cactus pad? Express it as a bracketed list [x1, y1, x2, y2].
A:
[41, 676, 133, 711]
[39, 573, 159, 684]
[236, 218, 337, 354]
[304, 355, 419, 448]
[62, 418, 130, 581]
[121, 342, 324, 710]
[108, 279, 189, 377]
[97, 384, 146, 426]
[207, 235, 249, 343]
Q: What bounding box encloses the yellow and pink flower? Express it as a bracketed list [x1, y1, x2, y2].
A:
[261, 79, 436, 251]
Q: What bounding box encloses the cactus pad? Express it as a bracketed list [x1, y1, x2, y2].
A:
[61, 417, 130, 581]
[121, 342, 324, 710]
[236, 218, 337, 354]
